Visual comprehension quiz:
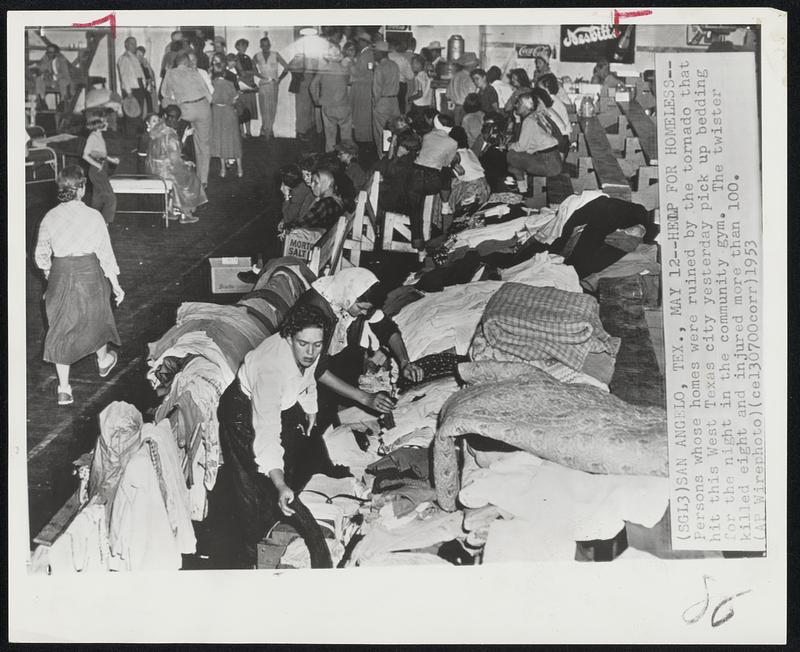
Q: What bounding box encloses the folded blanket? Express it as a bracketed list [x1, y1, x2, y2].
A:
[434, 362, 668, 511]
[470, 283, 620, 373]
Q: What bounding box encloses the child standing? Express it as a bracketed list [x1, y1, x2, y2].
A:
[82, 113, 119, 224]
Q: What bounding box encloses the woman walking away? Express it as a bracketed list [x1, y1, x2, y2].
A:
[210, 53, 243, 178]
[35, 166, 124, 406]
[82, 113, 119, 224]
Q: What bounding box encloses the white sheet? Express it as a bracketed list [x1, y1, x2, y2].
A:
[393, 281, 505, 361]
[460, 450, 668, 562]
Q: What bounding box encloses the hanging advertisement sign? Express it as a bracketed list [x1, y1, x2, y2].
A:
[515, 43, 553, 61]
[559, 24, 636, 63]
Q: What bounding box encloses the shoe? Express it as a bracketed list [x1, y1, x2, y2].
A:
[179, 214, 199, 224]
[98, 350, 118, 378]
[57, 388, 73, 406]
[237, 270, 259, 284]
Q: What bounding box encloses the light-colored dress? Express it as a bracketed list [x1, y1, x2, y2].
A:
[146, 122, 207, 211]
[211, 76, 242, 158]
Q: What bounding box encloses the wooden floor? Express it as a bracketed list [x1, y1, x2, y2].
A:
[24, 135, 309, 539]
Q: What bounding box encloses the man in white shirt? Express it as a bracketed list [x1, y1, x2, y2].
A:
[388, 38, 415, 113]
[507, 92, 563, 193]
[408, 54, 432, 109]
[117, 36, 151, 123]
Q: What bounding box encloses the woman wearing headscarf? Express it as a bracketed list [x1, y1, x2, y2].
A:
[35, 166, 124, 406]
[145, 112, 207, 224]
[295, 266, 425, 429]
[210, 52, 243, 178]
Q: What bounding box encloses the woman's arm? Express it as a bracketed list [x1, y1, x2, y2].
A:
[387, 332, 424, 382]
[34, 219, 53, 278]
[318, 370, 395, 413]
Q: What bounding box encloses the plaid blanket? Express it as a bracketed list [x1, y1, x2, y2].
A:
[470, 283, 620, 372]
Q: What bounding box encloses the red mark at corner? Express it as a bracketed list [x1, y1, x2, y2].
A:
[72, 12, 116, 39]
[613, 9, 653, 38]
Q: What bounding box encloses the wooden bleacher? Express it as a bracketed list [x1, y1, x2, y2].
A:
[576, 116, 632, 201]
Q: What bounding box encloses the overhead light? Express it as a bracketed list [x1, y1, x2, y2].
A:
[299, 27, 318, 37]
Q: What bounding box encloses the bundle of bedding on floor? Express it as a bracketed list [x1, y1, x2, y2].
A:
[433, 362, 668, 511]
[470, 282, 620, 386]
[145, 257, 316, 520]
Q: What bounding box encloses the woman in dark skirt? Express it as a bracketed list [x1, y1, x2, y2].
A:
[217, 303, 334, 564]
[34, 166, 125, 405]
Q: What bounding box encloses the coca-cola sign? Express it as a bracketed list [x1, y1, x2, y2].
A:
[516, 43, 552, 60]
[559, 24, 636, 63]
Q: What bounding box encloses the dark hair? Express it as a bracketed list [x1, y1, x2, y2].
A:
[343, 41, 356, 54]
[171, 41, 185, 54]
[437, 113, 454, 129]
[449, 125, 469, 150]
[356, 281, 387, 309]
[508, 67, 531, 88]
[396, 129, 421, 153]
[470, 68, 487, 79]
[47, 43, 60, 53]
[279, 303, 332, 342]
[537, 72, 560, 96]
[531, 87, 553, 108]
[136, 45, 146, 55]
[235, 38, 249, 49]
[144, 112, 159, 124]
[56, 165, 86, 202]
[260, 36, 271, 47]
[463, 93, 482, 114]
[163, 104, 182, 119]
[486, 65, 503, 83]
[279, 164, 304, 188]
[298, 152, 320, 174]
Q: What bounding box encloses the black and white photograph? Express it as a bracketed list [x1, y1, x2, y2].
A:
[7, 6, 787, 644]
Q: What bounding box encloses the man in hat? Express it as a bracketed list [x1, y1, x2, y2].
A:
[310, 43, 353, 151]
[349, 30, 375, 146]
[427, 41, 445, 69]
[117, 36, 149, 134]
[446, 52, 479, 126]
[371, 40, 401, 155]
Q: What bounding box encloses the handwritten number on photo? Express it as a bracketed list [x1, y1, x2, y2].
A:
[682, 575, 753, 628]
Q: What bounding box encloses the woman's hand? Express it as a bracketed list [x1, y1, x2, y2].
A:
[401, 361, 425, 383]
[113, 287, 125, 306]
[366, 391, 395, 414]
[277, 485, 295, 516]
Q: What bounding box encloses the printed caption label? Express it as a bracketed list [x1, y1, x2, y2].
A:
[656, 52, 765, 551]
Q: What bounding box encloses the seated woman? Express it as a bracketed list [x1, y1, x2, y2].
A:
[448, 126, 490, 214]
[334, 140, 369, 193]
[461, 92, 485, 149]
[294, 267, 425, 430]
[217, 303, 336, 567]
[373, 129, 421, 215]
[282, 166, 345, 233]
[145, 112, 207, 224]
[503, 67, 533, 113]
[277, 163, 315, 233]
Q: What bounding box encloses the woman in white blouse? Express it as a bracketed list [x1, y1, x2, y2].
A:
[35, 166, 125, 405]
[217, 302, 334, 567]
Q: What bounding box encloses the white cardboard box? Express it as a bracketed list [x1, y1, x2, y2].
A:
[209, 256, 253, 294]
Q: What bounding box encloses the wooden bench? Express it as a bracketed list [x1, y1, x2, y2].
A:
[108, 174, 174, 228]
[577, 117, 632, 201]
[341, 184, 377, 267]
[308, 211, 355, 277]
[370, 171, 435, 253]
[617, 99, 659, 210]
